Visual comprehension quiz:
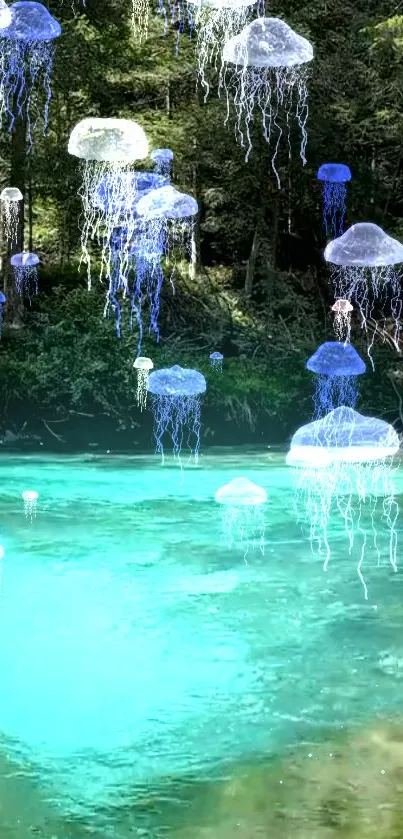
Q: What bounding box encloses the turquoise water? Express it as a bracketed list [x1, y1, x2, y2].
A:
[0, 448, 403, 836]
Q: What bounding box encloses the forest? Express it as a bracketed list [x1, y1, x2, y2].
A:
[0, 0, 402, 450]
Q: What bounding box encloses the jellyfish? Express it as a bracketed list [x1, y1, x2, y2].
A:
[128, 236, 165, 353]
[67, 118, 149, 287]
[209, 351, 223, 371]
[0, 290, 5, 337]
[150, 148, 174, 180]
[1, 186, 22, 243]
[215, 477, 267, 558]
[317, 163, 351, 238]
[0, 2, 61, 151]
[332, 298, 353, 343]
[0, 1, 11, 28]
[11, 251, 39, 301]
[133, 356, 153, 410]
[287, 406, 400, 599]
[21, 489, 39, 520]
[324, 223, 403, 364]
[147, 365, 206, 464]
[306, 341, 366, 417]
[222, 17, 314, 185]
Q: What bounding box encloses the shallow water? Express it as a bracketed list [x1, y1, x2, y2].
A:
[0, 448, 403, 837]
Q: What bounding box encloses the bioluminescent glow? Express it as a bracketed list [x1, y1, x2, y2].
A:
[0, 290, 5, 337]
[0, 2, 61, 151]
[11, 251, 39, 301]
[68, 118, 149, 288]
[215, 477, 267, 557]
[133, 356, 153, 410]
[306, 341, 366, 417]
[209, 351, 223, 371]
[287, 406, 400, 598]
[222, 17, 313, 185]
[21, 489, 39, 520]
[324, 223, 403, 364]
[0, 185, 22, 243]
[317, 163, 351, 237]
[150, 148, 174, 179]
[0, 0, 11, 28]
[331, 298, 353, 342]
[147, 364, 206, 464]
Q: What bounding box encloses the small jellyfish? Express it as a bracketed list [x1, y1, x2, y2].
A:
[306, 341, 366, 417]
[215, 477, 267, 558]
[11, 251, 39, 301]
[150, 148, 174, 180]
[133, 356, 153, 410]
[0, 290, 5, 337]
[331, 298, 353, 342]
[317, 163, 352, 237]
[147, 364, 206, 465]
[209, 351, 223, 372]
[22, 489, 39, 520]
[1, 186, 22, 243]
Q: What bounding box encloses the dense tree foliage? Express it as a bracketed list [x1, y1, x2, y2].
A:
[0, 0, 402, 448]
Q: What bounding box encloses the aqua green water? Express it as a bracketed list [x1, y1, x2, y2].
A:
[0, 449, 402, 836]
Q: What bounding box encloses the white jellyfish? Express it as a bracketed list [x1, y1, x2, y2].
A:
[133, 356, 153, 410]
[22, 489, 39, 520]
[0, 0, 11, 28]
[67, 117, 149, 288]
[324, 223, 403, 364]
[0, 186, 22, 243]
[215, 477, 267, 558]
[222, 17, 314, 184]
[331, 298, 353, 343]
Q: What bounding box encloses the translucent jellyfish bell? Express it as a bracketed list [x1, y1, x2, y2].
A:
[317, 163, 352, 237]
[209, 351, 223, 371]
[150, 148, 174, 179]
[325, 222, 403, 268]
[147, 365, 207, 465]
[331, 298, 353, 342]
[222, 17, 314, 183]
[0, 186, 22, 243]
[135, 185, 198, 221]
[21, 488, 39, 520]
[10, 251, 39, 300]
[306, 341, 366, 417]
[133, 356, 153, 411]
[0, 1, 11, 28]
[215, 477, 267, 557]
[68, 118, 149, 163]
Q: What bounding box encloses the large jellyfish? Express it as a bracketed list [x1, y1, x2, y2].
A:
[209, 350, 223, 371]
[222, 17, 314, 184]
[0, 2, 61, 151]
[147, 365, 206, 465]
[1, 186, 22, 243]
[287, 406, 400, 599]
[11, 251, 39, 301]
[324, 223, 403, 363]
[215, 477, 267, 558]
[0, 1, 11, 28]
[0, 290, 5, 337]
[133, 355, 153, 410]
[306, 341, 366, 417]
[317, 163, 351, 238]
[331, 298, 353, 342]
[150, 148, 174, 180]
[67, 118, 149, 287]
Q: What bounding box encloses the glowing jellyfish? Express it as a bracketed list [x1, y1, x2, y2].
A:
[332, 298, 353, 342]
[0, 2, 61, 151]
[67, 118, 149, 287]
[1, 186, 22, 243]
[11, 251, 39, 301]
[147, 364, 206, 465]
[324, 223, 403, 363]
[21, 489, 39, 520]
[209, 351, 223, 371]
[186, 0, 256, 100]
[150, 148, 174, 179]
[133, 356, 153, 410]
[306, 341, 366, 417]
[317, 163, 351, 238]
[0, 290, 5, 337]
[222, 17, 314, 184]
[0, 1, 11, 28]
[215, 477, 267, 558]
[287, 406, 400, 599]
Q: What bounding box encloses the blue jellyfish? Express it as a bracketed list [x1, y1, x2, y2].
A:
[215, 477, 267, 558]
[0, 290, 5, 337]
[11, 251, 39, 301]
[287, 406, 400, 598]
[147, 365, 206, 464]
[306, 341, 366, 417]
[317, 163, 352, 238]
[209, 351, 223, 372]
[150, 148, 174, 180]
[0, 2, 61, 151]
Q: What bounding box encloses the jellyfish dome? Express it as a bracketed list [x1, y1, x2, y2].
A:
[147, 365, 206, 464]
[135, 185, 198, 220]
[1, 1, 61, 38]
[150, 148, 174, 179]
[307, 342, 365, 377]
[317, 164, 351, 237]
[134, 356, 154, 371]
[222, 18, 314, 183]
[215, 477, 267, 555]
[0, 0, 11, 28]
[332, 298, 353, 314]
[215, 478, 266, 506]
[11, 251, 39, 267]
[1, 186, 23, 244]
[68, 118, 149, 163]
[11, 251, 39, 300]
[324, 223, 403, 268]
[317, 163, 352, 184]
[148, 365, 206, 396]
[1, 186, 22, 201]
